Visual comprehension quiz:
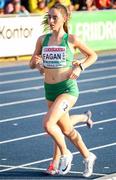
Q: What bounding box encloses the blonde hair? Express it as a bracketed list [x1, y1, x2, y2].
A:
[42, 3, 70, 33]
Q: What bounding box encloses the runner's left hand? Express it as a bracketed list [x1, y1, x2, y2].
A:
[69, 66, 81, 79]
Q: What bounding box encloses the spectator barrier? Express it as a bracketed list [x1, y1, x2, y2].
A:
[0, 10, 116, 58]
[70, 10, 116, 51]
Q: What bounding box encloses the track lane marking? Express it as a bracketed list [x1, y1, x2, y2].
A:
[0, 58, 116, 76]
[0, 142, 115, 173]
[0, 66, 116, 85]
[0, 117, 115, 144]
[0, 85, 116, 107]
[0, 77, 116, 95]
[0, 165, 106, 176]
[0, 86, 43, 95]
[0, 99, 115, 123]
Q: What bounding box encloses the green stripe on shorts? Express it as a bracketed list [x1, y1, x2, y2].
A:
[44, 79, 79, 101]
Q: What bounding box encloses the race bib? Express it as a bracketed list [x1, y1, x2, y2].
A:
[42, 46, 66, 68]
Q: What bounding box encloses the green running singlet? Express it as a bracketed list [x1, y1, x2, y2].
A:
[42, 33, 74, 68]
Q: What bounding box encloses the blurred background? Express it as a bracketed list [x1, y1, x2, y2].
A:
[0, 0, 116, 62]
[0, 1, 116, 179]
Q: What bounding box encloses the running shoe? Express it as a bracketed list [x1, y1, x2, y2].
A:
[85, 110, 93, 128]
[47, 162, 59, 175]
[58, 151, 73, 175]
[83, 152, 97, 177]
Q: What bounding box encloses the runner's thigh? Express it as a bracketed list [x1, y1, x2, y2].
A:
[45, 94, 77, 124]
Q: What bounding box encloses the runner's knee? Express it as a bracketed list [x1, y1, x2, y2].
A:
[44, 121, 57, 135]
[44, 115, 54, 133]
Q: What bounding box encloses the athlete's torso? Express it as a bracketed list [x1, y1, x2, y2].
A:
[41, 33, 74, 84]
[42, 33, 74, 68]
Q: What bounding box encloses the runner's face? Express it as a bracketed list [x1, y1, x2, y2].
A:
[48, 8, 64, 31]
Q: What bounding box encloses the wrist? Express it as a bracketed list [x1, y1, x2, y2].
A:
[30, 60, 36, 69]
[79, 63, 85, 71]
[74, 66, 82, 74]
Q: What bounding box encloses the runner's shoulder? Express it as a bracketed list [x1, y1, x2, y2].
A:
[68, 34, 80, 43]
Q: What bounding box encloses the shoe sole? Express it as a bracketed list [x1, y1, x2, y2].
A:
[46, 170, 58, 175]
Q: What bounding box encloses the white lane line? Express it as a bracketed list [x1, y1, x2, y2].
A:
[0, 116, 115, 144]
[0, 69, 35, 76]
[0, 158, 52, 173]
[0, 58, 116, 76]
[0, 165, 47, 173]
[0, 86, 44, 95]
[0, 132, 46, 144]
[0, 97, 45, 107]
[0, 76, 43, 85]
[0, 66, 116, 85]
[69, 171, 106, 176]
[0, 76, 116, 95]
[83, 66, 116, 73]
[78, 74, 116, 83]
[0, 112, 45, 123]
[0, 99, 115, 123]
[74, 117, 116, 129]
[95, 58, 116, 64]
[0, 85, 116, 107]
[0, 165, 106, 176]
[0, 142, 115, 173]
[72, 99, 115, 110]
[80, 85, 116, 93]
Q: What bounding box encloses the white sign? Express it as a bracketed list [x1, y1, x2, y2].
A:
[0, 15, 44, 57]
[42, 46, 66, 68]
[75, 21, 116, 41]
